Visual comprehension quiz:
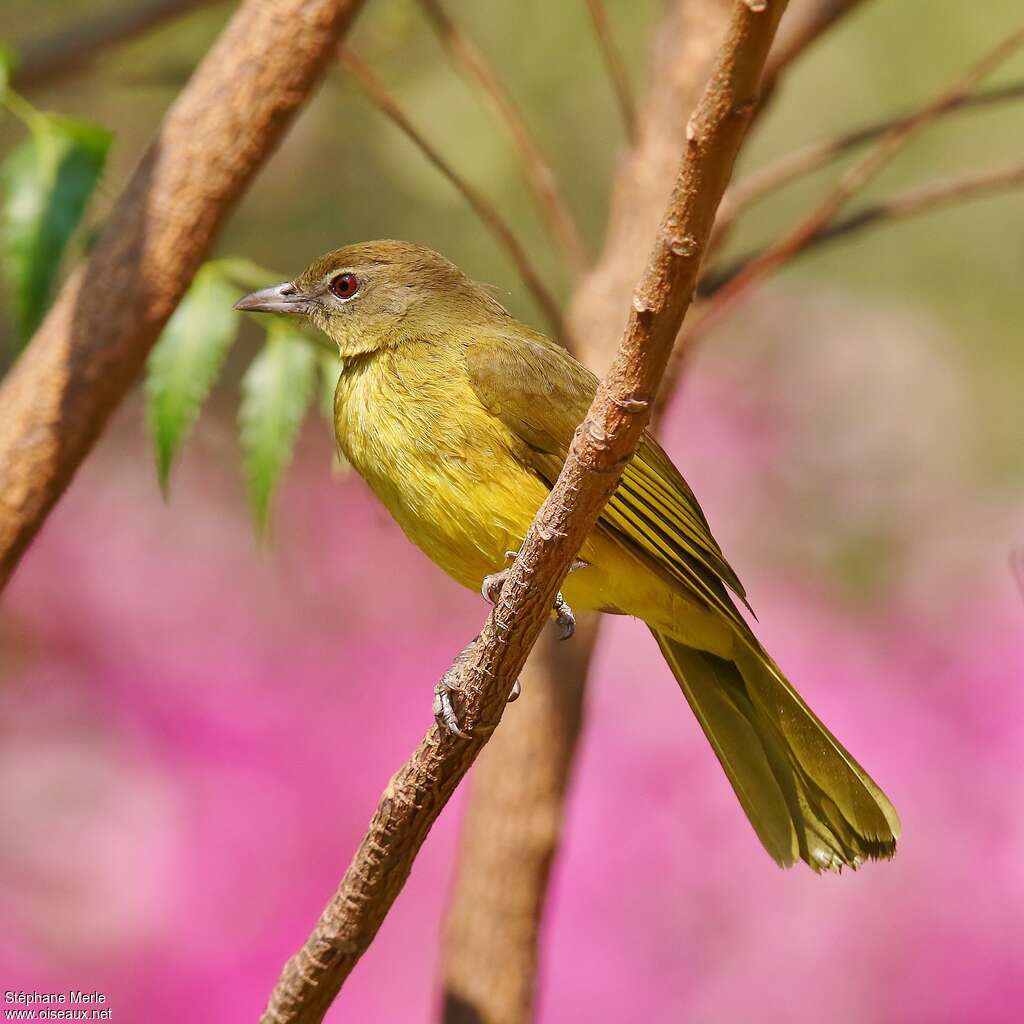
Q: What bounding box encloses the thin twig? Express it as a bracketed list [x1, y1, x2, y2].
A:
[715, 79, 1024, 245]
[706, 0, 870, 262]
[417, 0, 589, 279]
[0, 0, 367, 592]
[11, 0, 219, 88]
[261, 4, 788, 1021]
[340, 48, 567, 344]
[762, 0, 865, 89]
[705, 162, 1024, 291]
[690, 23, 1024, 343]
[801, 161, 1024, 243]
[584, 0, 638, 144]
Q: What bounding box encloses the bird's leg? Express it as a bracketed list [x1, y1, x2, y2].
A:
[433, 638, 521, 740]
[481, 551, 588, 641]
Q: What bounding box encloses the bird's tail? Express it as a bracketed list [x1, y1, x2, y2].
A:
[652, 629, 900, 871]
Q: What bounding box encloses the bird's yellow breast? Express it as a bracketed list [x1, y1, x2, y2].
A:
[334, 343, 549, 590]
[333, 341, 734, 655]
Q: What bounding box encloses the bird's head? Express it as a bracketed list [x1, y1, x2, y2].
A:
[234, 239, 509, 358]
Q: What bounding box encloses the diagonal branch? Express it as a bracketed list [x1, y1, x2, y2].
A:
[714, 78, 1024, 246]
[339, 48, 568, 344]
[417, 0, 589, 279]
[11, 0, 220, 89]
[260, 3, 789, 1021]
[690, 22, 1024, 343]
[704, 161, 1024, 293]
[762, 0, 866, 89]
[439, 4, 737, 1020]
[706, 0, 871, 261]
[584, 0, 638, 144]
[439, 618, 600, 1024]
[0, 0, 368, 594]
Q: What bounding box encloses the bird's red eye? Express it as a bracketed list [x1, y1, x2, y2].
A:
[330, 273, 360, 299]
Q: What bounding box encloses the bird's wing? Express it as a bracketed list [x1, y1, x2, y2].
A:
[465, 330, 751, 627]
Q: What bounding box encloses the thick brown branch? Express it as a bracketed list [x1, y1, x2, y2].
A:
[340, 48, 568, 344]
[584, 0, 638, 144]
[261, 3, 788, 1021]
[11, 0, 219, 89]
[0, 0, 367, 593]
[715, 78, 1024, 245]
[704, 162, 1024, 292]
[691, 22, 1024, 342]
[418, 0, 589, 278]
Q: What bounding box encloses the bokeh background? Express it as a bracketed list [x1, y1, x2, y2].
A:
[2, 1, 1023, 1021]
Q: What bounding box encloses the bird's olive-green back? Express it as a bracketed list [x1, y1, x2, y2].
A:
[464, 327, 752, 633]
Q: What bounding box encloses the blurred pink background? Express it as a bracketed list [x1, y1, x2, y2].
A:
[2, 287, 1021, 1022]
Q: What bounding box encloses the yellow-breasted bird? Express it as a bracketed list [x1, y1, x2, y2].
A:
[235, 240, 900, 872]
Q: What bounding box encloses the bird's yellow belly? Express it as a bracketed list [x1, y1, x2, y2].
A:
[356, 450, 732, 655]
[380, 458, 549, 592]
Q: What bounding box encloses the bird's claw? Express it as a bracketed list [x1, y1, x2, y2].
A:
[553, 591, 576, 640]
[433, 674, 472, 740]
[433, 662, 522, 739]
[480, 550, 519, 604]
[481, 553, 587, 643]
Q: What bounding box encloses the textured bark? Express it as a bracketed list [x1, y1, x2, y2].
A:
[439, 4, 734, 1022]
[0, 0, 367, 591]
[262, 3, 788, 1021]
[439, 619, 599, 1024]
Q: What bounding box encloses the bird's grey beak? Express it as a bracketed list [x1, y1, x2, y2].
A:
[233, 282, 310, 315]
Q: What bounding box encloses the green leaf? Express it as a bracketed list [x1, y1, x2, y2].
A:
[239, 323, 317, 534]
[145, 265, 241, 495]
[1, 115, 112, 344]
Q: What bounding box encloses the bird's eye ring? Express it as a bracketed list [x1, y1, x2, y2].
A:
[330, 273, 360, 300]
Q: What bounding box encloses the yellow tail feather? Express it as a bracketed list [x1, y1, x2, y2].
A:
[653, 630, 900, 872]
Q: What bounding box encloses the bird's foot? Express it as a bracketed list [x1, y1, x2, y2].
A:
[480, 550, 520, 605]
[553, 590, 576, 641]
[433, 672, 471, 740]
[481, 552, 587, 642]
[433, 645, 522, 740]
